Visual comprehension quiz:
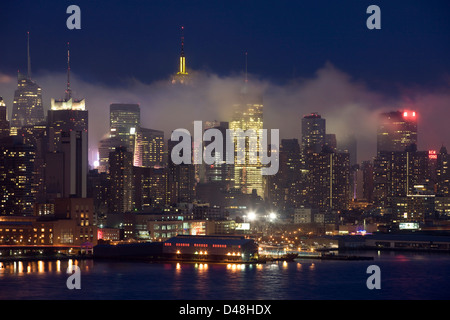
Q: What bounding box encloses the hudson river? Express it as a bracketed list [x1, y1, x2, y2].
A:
[1, 251, 449, 300]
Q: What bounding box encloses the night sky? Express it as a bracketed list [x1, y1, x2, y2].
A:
[1, 0, 449, 87]
[1, 0, 450, 164]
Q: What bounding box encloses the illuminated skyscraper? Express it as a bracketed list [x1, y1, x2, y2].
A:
[108, 146, 134, 213]
[48, 43, 88, 152]
[305, 150, 350, 212]
[436, 146, 450, 196]
[373, 147, 429, 208]
[0, 136, 36, 215]
[133, 128, 164, 168]
[0, 97, 10, 138]
[377, 110, 418, 153]
[229, 85, 264, 198]
[109, 103, 140, 152]
[167, 138, 195, 204]
[171, 26, 190, 85]
[10, 33, 44, 135]
[266, 138, 307, 212]
[301, 113, 326, 154]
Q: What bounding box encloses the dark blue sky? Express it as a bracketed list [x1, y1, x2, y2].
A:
[1, 0, 449, 92]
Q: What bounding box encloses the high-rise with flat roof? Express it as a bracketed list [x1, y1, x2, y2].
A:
[0, 97, 10, 138]
[110, 103, 140, 153]
[0, 136, 36, 215]
[301, 113, 325, 154]
[377, 110, 418, 153]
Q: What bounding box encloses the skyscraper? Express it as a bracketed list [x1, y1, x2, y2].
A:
[108, 146, 134, 213]
[10, 33, 44, 135]
[301, 113, 326, 154]
[306, 150, 350, 212]
[435, 146, 450, 196]
[373, 147, 429, 208]
[377, 110, 418, 153]
[167, 138, 195, 204]
[0, 97, 10, 138]
[109, 103, 140, 153]
[266, 138, 306, 212]
[45, 130, 88, 199]
[48, 43, 88, 152]
[203, 121, 233, 189]
[0, 136, 36, 215]
[229, 90, 264, 198]
[133, 128, 164, 168]
[171, 26, 190, 85]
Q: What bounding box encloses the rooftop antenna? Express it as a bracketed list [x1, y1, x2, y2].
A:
[65, 42, 72, 100]
[178, 26, 187, 75]
[181, 26, 185, 57]
[27, 31, 31, 80]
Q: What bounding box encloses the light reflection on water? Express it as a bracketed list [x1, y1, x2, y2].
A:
[0, 251, 449, 300]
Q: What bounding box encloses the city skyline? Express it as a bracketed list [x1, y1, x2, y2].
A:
[1, 1, 450, 166]
[1, 1, 450, 303]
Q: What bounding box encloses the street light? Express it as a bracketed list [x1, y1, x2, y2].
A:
[269, 212, 277, 221]
[247, 211, 256, 221]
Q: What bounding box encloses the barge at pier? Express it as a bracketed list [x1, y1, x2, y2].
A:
[94, 235, 261, 263]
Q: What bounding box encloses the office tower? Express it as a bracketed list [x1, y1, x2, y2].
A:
[229, 87, 264, 198]
[361, 160, 374, 203]
[133, 166, 167, 210]
[377, 110, 418, 153]
[339, 134, 358, 199]
[324, 134, 337, 152]
[171, 26, 190, 85]
[18, 123, 48, 202]
[87, 169, 110, 223]
[133, 128, 164, 167]
[109, 103, 140, 153]
[45, 130, 88, 199]
[266, 138, 306, 212]
[108, 147, 134, 213]
[167, 138, 195, 204]
[301, 113, 326, 154]
[10, 33, 44, 135]
[0, 97, 10, 138]
[203, 121, 234, 189]
[48, 44, 88, 152]
[373, 147, 429, 208]
[0, 136, 36, 215]
[305, 150, 350, 212]
[436, 146, 450, 196]
[98, 136, 120, 173]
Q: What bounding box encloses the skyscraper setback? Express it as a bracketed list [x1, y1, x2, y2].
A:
[10, 33, 45, 135]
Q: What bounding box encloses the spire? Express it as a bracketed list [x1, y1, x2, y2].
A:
[27, 31, 31, 80]
[181, 26, 185, 57]
[65, 42, 72, 100]
[178, 26, 187, 75]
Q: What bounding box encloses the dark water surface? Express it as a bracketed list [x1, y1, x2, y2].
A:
[1, 251, 449, 300]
